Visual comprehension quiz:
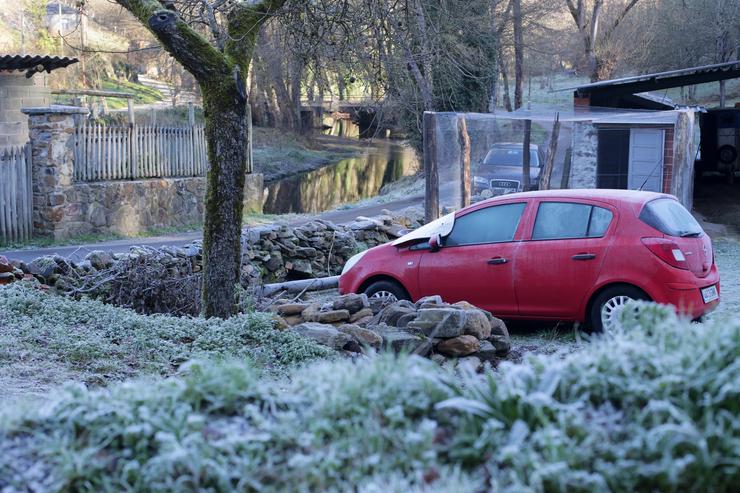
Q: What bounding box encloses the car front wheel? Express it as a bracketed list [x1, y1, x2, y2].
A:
[363, 280, 409, 304]
[589, 285, 649, 332]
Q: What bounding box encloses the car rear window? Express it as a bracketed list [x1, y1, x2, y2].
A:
[445, 203, 526, 246]
[532, 202, 614, 240]
[639, 198, 703, 237]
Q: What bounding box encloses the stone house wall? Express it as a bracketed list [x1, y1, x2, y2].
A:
[0, 73, 50, 147]
[22, 106, 263, 240]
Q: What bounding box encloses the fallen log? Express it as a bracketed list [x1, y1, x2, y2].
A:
[259, 276, 340, 298]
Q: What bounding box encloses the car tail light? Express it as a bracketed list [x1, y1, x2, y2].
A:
[641, 237, 689, 270]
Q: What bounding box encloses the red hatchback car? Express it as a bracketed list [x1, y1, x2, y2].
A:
[339, 189, 720, 331]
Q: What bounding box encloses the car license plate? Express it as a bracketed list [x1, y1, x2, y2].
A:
[491, 179, 520, 189]
[701, 284, 718, 303]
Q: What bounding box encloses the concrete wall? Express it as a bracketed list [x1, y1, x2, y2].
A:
[0, 73, 50, 147]
[23, 106, 263, 240]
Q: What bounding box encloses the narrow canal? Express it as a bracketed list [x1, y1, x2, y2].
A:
[262, 122, 420, 214]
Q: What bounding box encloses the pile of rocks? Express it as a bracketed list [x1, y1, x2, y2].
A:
[0, 255, 28, 285]
[272, 293, 511, 369]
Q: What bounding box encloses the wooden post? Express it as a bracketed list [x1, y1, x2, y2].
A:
[127, 98, 135, 126]
[560, 147, 572, 189]
[423, 111, 439, 223]
[522, 119, 532, 191]
[539, 113, 560, 190]
[458, 115, 471, 207]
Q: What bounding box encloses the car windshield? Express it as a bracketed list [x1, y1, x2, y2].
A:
[391, 212, 456, 246]
[482, 147, 540, 167]
[639, 198, 703, 237]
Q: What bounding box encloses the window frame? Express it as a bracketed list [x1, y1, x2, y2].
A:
[529, 200, 616, 242]
[441, 201, 529, 248]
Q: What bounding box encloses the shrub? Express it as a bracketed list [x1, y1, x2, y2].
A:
[0, 283, 333, 391]
[440, 303, 740, 492]
[1, 300, 738, 492]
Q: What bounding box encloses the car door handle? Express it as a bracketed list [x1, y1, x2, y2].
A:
[572, 253, 596, 261]
[487, 257, 508, 265]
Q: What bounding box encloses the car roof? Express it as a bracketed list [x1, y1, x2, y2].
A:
[473, 188, 672, 208]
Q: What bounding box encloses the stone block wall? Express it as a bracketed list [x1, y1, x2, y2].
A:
[22, 106, 264, 240]
[0, 73, 50, 147]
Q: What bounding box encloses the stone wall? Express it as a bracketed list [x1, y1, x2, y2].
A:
[0, 73, 49, 147]
[22, 106, 263, 240]
[568, 122, 598, 189]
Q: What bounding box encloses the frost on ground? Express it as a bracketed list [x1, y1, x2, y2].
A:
[0, 284, 332, 405]
[1, 301, 738, 492]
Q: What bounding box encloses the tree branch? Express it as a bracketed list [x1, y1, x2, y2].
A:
[602, 0, 641, 44]
[114, 0, 228, 82]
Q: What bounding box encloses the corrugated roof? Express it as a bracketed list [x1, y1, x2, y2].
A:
[555, 60, 740, 94]
[0, 54, 79, 78]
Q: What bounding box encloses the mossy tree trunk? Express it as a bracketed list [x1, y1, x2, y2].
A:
[115, 0, 285, 318]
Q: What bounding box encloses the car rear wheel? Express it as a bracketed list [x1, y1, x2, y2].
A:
[363, 280, 409, 304]
[589, 285, 649, 333]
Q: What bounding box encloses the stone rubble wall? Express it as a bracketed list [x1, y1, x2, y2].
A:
[3, 209, 425, 314]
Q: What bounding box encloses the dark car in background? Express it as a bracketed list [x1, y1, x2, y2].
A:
[473, 143, 544, 195]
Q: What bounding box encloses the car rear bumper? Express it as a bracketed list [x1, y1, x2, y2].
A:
[650, 269, 720, 319]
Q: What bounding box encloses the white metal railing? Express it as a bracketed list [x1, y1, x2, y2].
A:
[0, 144, 33, 243]
[73, 124, 209, 181]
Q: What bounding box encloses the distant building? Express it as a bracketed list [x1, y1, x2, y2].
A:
[45, 2, 80, 35]
[0, 54, 78, 147]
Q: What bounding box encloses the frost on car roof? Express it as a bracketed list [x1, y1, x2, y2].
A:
[391, 212, 456, 246]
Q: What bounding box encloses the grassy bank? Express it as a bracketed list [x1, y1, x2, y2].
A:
[1, 291, 737, 492]
[253, 128, 364, 183]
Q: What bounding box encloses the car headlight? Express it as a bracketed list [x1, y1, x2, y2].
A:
[474, 176, 488, 185]
[341, 250, 368, 275]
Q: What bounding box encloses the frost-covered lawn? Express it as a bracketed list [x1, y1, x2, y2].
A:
[0, 284, 331, 404]
[1, 295, 738, 492]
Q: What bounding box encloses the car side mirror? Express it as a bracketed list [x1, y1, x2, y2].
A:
[429, 233, 442, 252]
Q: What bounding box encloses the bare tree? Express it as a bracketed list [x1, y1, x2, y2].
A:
[565, 0, 641, 81]
[512, 0, 524, 108]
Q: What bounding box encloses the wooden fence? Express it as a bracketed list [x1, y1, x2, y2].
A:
[73, 124, 208, 181]
[0, 144, 33, 243]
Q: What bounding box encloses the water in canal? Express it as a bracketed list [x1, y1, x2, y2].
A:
[263, 123, 419, 214]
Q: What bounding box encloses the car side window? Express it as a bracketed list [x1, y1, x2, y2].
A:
[532, 202, 613, 240]
[445, 203, 526, 247]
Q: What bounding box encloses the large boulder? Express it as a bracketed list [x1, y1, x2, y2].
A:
[291, 323, 358, 351]
[338, 324, 382, 350]
[436, 335, 480, 357]
[461, 310, 492, 340]
[375, 300, 418, 326]
[369, 324, 430, 354]
[407, 308, 466, 338]
[332, 293, 369, 314]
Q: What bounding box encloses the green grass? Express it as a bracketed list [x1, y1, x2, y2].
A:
[100, 78, 165, 109]
[1, 297, 737, 492]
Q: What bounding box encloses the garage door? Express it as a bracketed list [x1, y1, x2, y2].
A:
[628, 128, 664, 192]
